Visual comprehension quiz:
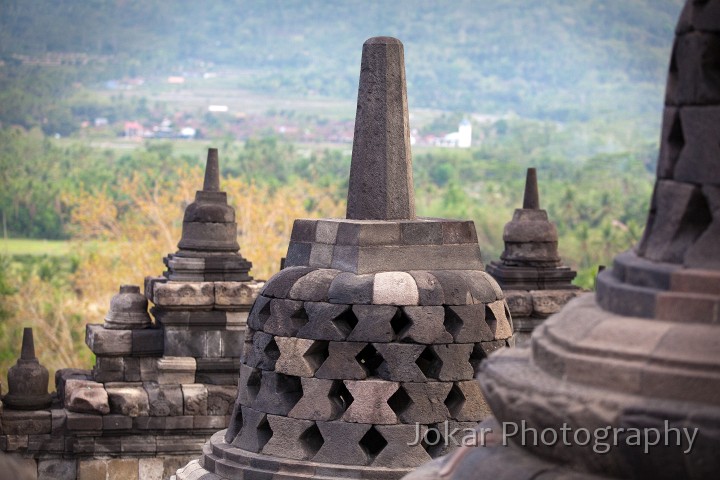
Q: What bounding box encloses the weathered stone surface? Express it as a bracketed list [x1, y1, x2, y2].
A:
[261, 266, 313, 298]
[327, 272, 374, 304]
[446, 380, 492, 421]
[531, 290, 583, 317]
[409, 270, 445, 305]
[38, 459, 76, 480]
[64, 379, 110, 414]
[262, 415, 323, 460]
[346, 37, 414, 220]
[237, 364, 261, 405]
[486, 300, 513, 339]
[274, 337, 327, 377]
[373, 343, 426, 381]
[346, 304, 398, 342]
[444, 305, 493, 342]
[242, 331, 279, 370]
[313, 421, 372, 465]
[637, 180, 711, 263]
[207, 384, 237, 416]
[263, 298, 308, 336]
[181, 383, 208, 416]
[103, 414, 132, 431]
[106, 385, 150, 417]
[373, 424, 432, 468]
[372, 271, 419, 305]
[246, 295, 271, 330]
[252, 371, 302, 415]
[152, 282, 214, 307]
[424, 344, 474, 381]
[288, 269, 340, 301]
[431, 270, 473, 305]
[504, 290, 533, 317]
[288, 377, 346, 421]
[230, 406, 272, 452]
[157, 357, 196, 384]
[297, 302, 355, 341]
[1, 409, 51, 435]
[684, 185, 720, 268]
[399, 306, 453, 344]
[342, 379, 398, 424]
[66, 411, 103, 431]
[314, 341, 368, 380]
[85, 324, 132, 355]
[393, 382, 452, 423]
[214, 282, 256, 307]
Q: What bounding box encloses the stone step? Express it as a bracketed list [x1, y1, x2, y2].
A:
[656, 290, 720, 323]
[670, 268, 720, 295]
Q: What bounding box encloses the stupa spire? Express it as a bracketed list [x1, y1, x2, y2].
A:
[522, 167, 540, 210]
[19, 327, 36, 361]
[203, 148, 220, 192]
[346, 36, 415, 220]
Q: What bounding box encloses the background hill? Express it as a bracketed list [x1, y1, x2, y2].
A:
[1, 0, 683, 121]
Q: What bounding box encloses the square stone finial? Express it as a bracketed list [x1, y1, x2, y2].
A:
[347, 37, 416, 220]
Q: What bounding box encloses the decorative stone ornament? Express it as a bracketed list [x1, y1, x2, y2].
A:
[164, 148, 253, 282]
[104, 285, 152, 329]
[3, 328, 52, 410]
[174, 36, 511, 480]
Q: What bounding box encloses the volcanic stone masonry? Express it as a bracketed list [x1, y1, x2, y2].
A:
[407, 1, 720, 478]
[486, 168, 583, 345]
[0, 149, 263, 479]
[173, 36, 513, 480]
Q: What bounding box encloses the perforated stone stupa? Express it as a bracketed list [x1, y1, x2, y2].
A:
[175, 36, 512, 480]
[487, 168, 582, 344]
[406, 2, 720, 478]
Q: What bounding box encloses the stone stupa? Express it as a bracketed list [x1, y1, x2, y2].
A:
[174, 36, 513, 480]
[487, 168, 582, 344]
[406, 1, 720, 478]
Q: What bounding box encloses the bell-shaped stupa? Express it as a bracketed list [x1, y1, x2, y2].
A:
[164, 148, 252, 282]
[406, 1, 720, 478]
[174, 36, 512, 480]
[3, 328, 52, 410]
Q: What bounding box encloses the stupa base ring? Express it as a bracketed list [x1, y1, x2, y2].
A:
[177, 431, 413, 480]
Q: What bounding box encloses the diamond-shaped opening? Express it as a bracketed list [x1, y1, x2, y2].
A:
[264, 337, 281, 362]
[332, 308, 359, 336]
[666, 111, 685, 169]
[355, 343, 384, 375]
[415, 346, 441, 379]
[246, 368, 262, 402]
[484, 304, 496, 321]
[304, 340, 330, 370]
[444, 384, 466, 417]
[291, 306, 310, 331]
[469, 343, 488, 371]
[387, 385, 411, 416]
[359, 425, 388, 458]
[330, 380, 354, 412]
[422, 425, 445, 458]
[443, 307, 463, 338]
[224, 405, 243, 443]
[299, 423, 324, 457]
[390, 309, 411, 336]
[256, 415, 274, 451]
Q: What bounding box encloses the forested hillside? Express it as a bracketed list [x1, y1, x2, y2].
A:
[1, 0, 683, 122]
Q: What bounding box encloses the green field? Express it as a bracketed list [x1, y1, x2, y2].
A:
[0, 238, 72, 256]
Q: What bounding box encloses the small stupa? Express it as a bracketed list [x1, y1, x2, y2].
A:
[2, 328, 52, 411]
[174, 36, 512, 480]
[486, 168, 581, 343]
